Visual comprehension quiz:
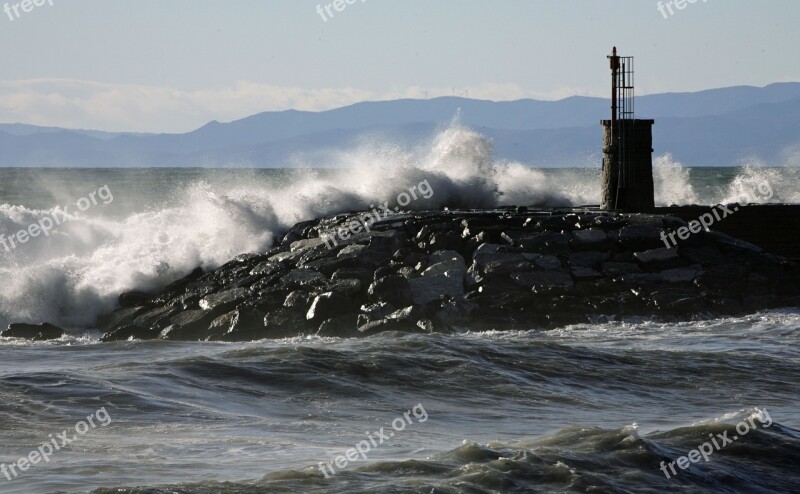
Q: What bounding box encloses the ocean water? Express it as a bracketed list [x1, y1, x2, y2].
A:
[0, 125, 799, 493]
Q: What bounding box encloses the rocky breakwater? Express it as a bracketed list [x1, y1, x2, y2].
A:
[7, 207, 800, 342]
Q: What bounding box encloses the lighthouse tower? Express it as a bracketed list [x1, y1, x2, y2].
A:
[600, 47, 655, 212]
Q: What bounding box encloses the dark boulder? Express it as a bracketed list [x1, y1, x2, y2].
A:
[307, 292, 353, 322]
[3, 323, 65, 341]
[368, 275, 413, 307]
[118, 291, 152, 308]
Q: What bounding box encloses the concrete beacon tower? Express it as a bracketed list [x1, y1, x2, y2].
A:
[601, 47, 655, 212]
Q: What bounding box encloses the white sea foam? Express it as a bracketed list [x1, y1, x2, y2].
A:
[654, 154, 700, 206]
[0, 124, 575, 329]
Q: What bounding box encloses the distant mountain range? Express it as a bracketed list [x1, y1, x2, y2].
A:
[2, 82, 799, 167]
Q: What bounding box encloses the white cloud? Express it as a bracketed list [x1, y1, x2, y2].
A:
[0, 79, 601, 133]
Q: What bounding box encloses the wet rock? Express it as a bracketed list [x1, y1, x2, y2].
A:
[360, 302, 396, 320]
[634, 247, 684, 271]
[397, 266, 416, 278]
[616, 225, 665, 251]
[680, 246, 724, 266]
[373, 266, 397, 280]
[96, 306, 146, 332]
[569, 251, 611, 269]
[307, 292, 352, 322]
[156, 267, 205, 301]
[532, 255, 562, 270]
[2, 323, 65, 341]
[282, 269, 326, 288]
[161, 309, 219, 340]
[478, 277, 526, 294]
[514, 232, 571, 254]
[474, 250, 525, 269]
[408, 272, 464, 305]
[269, 249, 307, 264]
[132, 305, 179, 329]
[661, 266, 702, 284]
[601, 262, 642, 277]
[323, 278, 362, 297]
[250, 261, 283, 277]
[264, 309, 311, 337]
[510, 271, 574, 290]
[318, 315, 359, 338]
[428, 231, 463, 251]
[338, 244, 366, 258]
[571, 267, 603, 281]
[481, 257, 531, 278]
[368, 275, 413, 307]
[331, 268, 374, 283]
[429, 250, 465, 266]
[208, 311, 237, 333]
[199, 288, 250, 312]
[615, 273, 664, 289]
[472, 243, 504, 258]
[423, 258, 466, 277]
[416, 222, 452, 242]
[398, 251, 428, 268]
[650, 291, 707, 314]
[216, 308, 268, 342]
[358, 306, 427, 335]
[284, 291, 310, 309]
[290, 237, 327, 252]
[695, 264, 750, 290]
[118, 291, 152, 308]
[435, 298, 478, 328]
[571, 229, 609, 249]
[612, 251, 637, 263]
[742, 295, 781, 312]
[101, 323, 158, 342]
[702, 294, 742, 315]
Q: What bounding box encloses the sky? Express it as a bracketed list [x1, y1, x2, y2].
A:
[0, 0, 798, 133]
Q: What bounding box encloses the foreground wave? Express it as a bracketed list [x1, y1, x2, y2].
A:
[92, 417, 800, 493]
[1, 312, 798, 493]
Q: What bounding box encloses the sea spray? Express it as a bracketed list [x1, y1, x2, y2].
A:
[0, 124, 574, 329]
[654, 154, 699, 206]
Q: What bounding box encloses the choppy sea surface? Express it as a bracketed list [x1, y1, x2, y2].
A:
[0, 126, 799, 493]
[2, 314, 799, 493]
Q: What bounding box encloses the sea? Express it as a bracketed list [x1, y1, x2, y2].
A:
[0, 125, 798, 493]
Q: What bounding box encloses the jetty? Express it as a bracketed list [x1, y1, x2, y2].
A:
[2, 46, 798, 342]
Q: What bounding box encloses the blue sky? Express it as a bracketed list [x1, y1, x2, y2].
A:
[0, 0, 797, 132]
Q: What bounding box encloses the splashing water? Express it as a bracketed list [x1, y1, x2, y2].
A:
[718, 161, 789, 204]
[654, 154, 699, 206]
[0, 124, 576, 329]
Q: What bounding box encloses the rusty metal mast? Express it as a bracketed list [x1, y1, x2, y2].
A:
[601, 47, 654, 212]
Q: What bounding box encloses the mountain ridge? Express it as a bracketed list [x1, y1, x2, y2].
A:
[1, 82, 799, 167]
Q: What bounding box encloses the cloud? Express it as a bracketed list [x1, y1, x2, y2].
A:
[0, 79, 600, 133]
